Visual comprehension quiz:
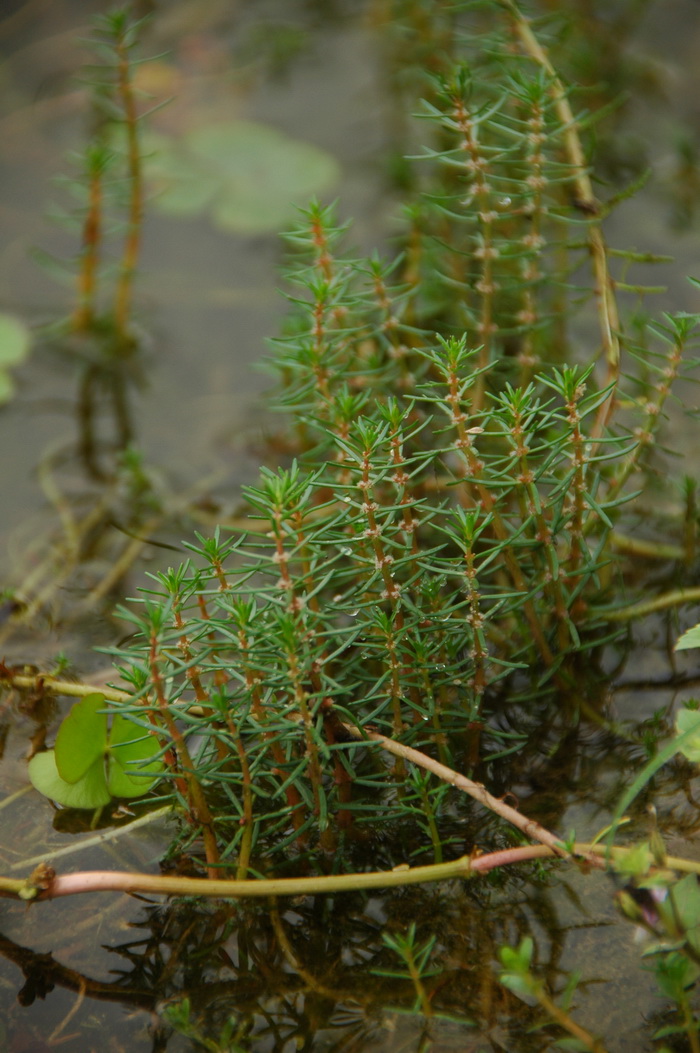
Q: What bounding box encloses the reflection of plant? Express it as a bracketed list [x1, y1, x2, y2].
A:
[374, 923, 438, 1017]
[499, 936, 607, 1052]
[161, 997, 247, 1053]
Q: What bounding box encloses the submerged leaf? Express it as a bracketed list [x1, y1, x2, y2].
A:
[145, 120, 340, 233]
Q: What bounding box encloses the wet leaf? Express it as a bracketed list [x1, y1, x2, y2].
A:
[107, 713, 164, 796]
[674, 707, 700, 763]
[28, 750, 112, 809]
[30, 695, 163, 807]
[55, 693, 108, 783]
[675, 622, 700, 651]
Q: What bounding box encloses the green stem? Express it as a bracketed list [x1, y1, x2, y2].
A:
[7, 843, 700, 904]
[113, 21, 143, 345]
[606, 586, 700, 622]
[499, 0, 620, 389]
[535, 986, 609, 1053]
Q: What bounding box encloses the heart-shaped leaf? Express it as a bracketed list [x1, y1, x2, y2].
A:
[28, 750, 112, 809]
[55, 693, 108, 783]
[107, 713, 164, 797]
[30, 695, 164, 808]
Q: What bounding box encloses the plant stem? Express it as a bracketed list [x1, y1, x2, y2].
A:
[7, 842, 700, 904]
[500, 0, 621, 406]
[534, 986, 609, 1053]
[606, 586, 700, 621]
[344, 722, 580, 862]
[73, 150, 104, 332]
[148, 635, 221, 876]
[113, 19, 143, 346]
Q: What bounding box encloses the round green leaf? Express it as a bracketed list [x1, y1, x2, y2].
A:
[55, 693, 108, 783]
[28, 750, 112, 809]
[143, 132, 220, 216]
[0, 313, 31, 367]
[675, 623, 700, 651]
[146, 120, 339, 234]
[675, 707, 700, 763]
[107, 713, 164, 797]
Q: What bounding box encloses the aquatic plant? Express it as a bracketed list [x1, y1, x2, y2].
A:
[19, 0, 700, 877]
[4, 2, 700, 1049]
[83, 2, 699, 877]
[35, 8, 158, 478]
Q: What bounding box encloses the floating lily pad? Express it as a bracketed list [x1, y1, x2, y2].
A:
[144, 120, 340, 234]
[28, 693, 164, 809]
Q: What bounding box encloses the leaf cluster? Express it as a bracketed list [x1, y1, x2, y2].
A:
[33, 2, 700, 879]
